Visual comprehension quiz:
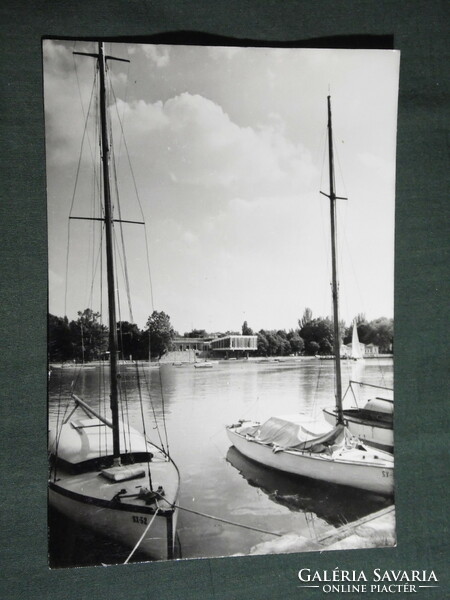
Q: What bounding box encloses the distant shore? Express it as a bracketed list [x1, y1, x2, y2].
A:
[49, 354, 393, 371]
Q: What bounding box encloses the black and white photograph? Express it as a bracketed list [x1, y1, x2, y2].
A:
[44, 40, 399, 568]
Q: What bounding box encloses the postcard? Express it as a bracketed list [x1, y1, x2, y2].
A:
[45, 40, 398, 569]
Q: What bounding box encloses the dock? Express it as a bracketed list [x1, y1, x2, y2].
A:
[247, 506, 396, 556]
[316, 505, 396, 551]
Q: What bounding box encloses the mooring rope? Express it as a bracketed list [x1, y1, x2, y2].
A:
[123, 507, 161, 564]
[156, 494, 282, 538]
[177, 505, 282, 537]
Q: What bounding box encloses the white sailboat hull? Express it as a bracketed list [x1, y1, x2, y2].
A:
[48, 419, 180, 561]
[323, 408, 394, 452]
[227, 427, 394, 495]
[49, 484, 178, 561]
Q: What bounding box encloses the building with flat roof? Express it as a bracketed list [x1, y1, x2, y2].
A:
[171, 334, 258, 358]
[172, 337, 212, 352]
[208, 335, 258, 358]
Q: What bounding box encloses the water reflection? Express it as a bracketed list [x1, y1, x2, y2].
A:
[226, 446, 391, 527]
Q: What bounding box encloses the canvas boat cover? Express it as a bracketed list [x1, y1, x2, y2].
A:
[255, 416, 345, 452]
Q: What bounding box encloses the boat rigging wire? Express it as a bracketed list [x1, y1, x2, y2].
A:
[110, 83, 155, 309]
[64, 71, 98, 318]
[72, 44, 100, 172]
[51, 375, 78, 481]
[50, 365, 69, 481]
[134, 361, 154, 490]
[137, 361, 167, 454]
[109, 101, 134, 322]
[157, 366, 170, 457]
[108, 48, 132, 170]
[113, 239, 133, 455]
[107, 73, 170, 457]
[310, 354, 325, 420]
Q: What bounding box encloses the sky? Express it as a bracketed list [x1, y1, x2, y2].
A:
[43, 40, 400, 334]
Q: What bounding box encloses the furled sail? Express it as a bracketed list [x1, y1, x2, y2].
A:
[249, 416, 345, 452]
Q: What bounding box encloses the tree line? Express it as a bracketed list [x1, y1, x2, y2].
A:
[248, 311, 393, 357]
[48, 307, 393, 362]
[48, 309, 175, 362]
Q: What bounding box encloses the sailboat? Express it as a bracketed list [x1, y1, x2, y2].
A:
[48, 43, 180, 561]
[226, 96, 394, 496]
[323, 380, 394, 452]
[350, 320, 364, 360]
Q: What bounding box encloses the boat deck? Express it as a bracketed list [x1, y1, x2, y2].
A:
[52, 447, 179, 513]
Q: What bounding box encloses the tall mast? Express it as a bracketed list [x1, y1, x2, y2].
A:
[98, 42, 121, 462]
[72, 44, 131, 462]
[321, 96, 346, 424]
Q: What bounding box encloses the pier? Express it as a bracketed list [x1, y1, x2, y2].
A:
[248, 506, 395, 556]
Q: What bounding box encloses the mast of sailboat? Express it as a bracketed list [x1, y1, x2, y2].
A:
[97, 41, 121, 464]
[72, 44, 133, 463]
[320, 95, 347, 424]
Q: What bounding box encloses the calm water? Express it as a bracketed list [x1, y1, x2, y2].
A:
[48, 357, 394, 567]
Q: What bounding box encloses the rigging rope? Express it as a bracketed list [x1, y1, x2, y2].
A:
[139, 361, 167, 454]
[64, 70, 98, 318]
[134, 361, 154, 491]
[311, 355, 325, 420]
[72, 46, 100, 175]
[108, 78, 169, 457]
[113, 236, 133, 455]
[109, 111, 134, 322]
[157, 365, 170, 457]
[50, 364, 69, 481]
[110, 84, 155, 309]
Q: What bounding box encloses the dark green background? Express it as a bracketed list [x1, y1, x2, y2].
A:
[1, 1, 448, 599]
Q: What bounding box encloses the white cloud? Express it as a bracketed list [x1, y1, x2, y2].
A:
[357, 151, 393, 178]
[142, 45, 170, 68]
[43, 42, 317, 197]
[114, 92, 317, 195]
[182, 230, 199, 246]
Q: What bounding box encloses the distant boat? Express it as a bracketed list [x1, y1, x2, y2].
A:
[194, 361, 214, 369]
[350, 320, 364, 361]
[48, 42, 180, 561]
[226, 97, 394, 495]
[323, 381, 394, 452]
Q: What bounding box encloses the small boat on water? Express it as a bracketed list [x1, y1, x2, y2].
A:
[48, 42, 180, 561]
[194, 361, 214, 369]
[227, 96, 394, 496]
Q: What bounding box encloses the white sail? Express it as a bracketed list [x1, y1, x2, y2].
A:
[351, 320, 363, 360]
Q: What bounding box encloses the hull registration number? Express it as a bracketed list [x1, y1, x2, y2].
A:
[132, 515, 148, 525]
